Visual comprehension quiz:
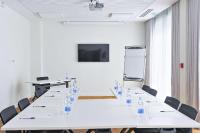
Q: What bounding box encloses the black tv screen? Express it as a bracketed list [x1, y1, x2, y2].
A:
[78, 44, 109, 62]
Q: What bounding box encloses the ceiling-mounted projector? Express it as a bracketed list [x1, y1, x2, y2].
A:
[89, 0, 104, 11]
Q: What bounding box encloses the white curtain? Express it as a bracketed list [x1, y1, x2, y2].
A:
[198, 3, 200, 122]
[149, 9, 172, 100]
[171, 1, 180, 99]
[144, 20, 153, 85]
[186, 0, 200, 110]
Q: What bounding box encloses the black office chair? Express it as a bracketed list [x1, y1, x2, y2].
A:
[0, 105, 44, 133]
[17, 99, 70, 133]
[160, 104, 198, 133]
[164, 96, 180, 110]
[36, 76, 50, 90]
[18, 98, 30, 111]
[142, 85, 150, 90]
[132, 128, 160, 133]
[0, 105, 21, 133]
[176, 104, 198, 133]
[32, 85, 48, 101]
[159, 97, 181, 133]
[86, 129, 112, 133]
[142, 85, 157, 96]
[39, 83, 51, 90]
[179, 104, 198, 120]
[36, 76, 49, 81]
[34, 77, 50, 99]
[142, 85, 150, 94]
[31, 87, 72, 133]
[46, 130, 69, 133]
[120, 85, 159, 133]
[27, 129, 67, 133]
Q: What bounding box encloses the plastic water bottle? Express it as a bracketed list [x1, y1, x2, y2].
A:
[71, 79, 79, 102]
[64, 98, 71, 115]
[114, 80, 118, 92]
[64, 105, 71, 114]
[116, 84, 123, 104]
[72, 79, 78, 94]
[69, 88, 75, 104]
[70, 95, 75, 103]
[72, 87, 77, 94]
[117, 84, 122, 97]
[137, 96, 144, 115]
[126, 88, 132, 106]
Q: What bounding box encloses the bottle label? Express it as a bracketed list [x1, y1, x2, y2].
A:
[137, 108, 144, 114]
[126, 99, 132, 104]
[70, 97, 74, 102]
[65, 106, 71, 112]
[73, 89, 77, 93]
[114, 86, 118, 90]
[118, 91, 122, 95]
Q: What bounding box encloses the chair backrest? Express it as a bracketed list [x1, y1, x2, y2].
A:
[142, 85, 150, 90]
[142, 85, 151, 94]
[36, 76, 49, 81]
[176, 104, 198, 133]
[18, 98, 30, 111]
[35, 86, 48, 98]
[0, 105, 17, 125]
[40, 83, 51, 90]
[148, 88, 157, 96]
[164, 96, 180, 110]
[178, 104, 198, 120]
[142, 85, 157, 96]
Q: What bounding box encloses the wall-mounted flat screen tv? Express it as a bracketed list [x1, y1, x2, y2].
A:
[78, 44, 109, 62]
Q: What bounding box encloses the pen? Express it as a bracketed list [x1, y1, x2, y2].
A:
[19, 117, 35, 119]
[32, 106, 46, 107]
[45, 95, 55, 97]
[160, 111, 174, 112]
[50, 91, 60, 92]
[135, 92, 144, 94]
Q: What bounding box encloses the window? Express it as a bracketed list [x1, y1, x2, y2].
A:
[149, 9, 172, 100]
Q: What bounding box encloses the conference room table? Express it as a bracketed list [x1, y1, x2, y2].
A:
[26, 79, 73, 88]
[1, 86, 200, 131]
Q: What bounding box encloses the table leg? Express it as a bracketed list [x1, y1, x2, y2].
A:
[120, 128, 127, 133]
[66, 82, 69, 88]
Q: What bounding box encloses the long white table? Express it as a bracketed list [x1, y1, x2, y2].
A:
[26, 79, 72, 88]
[1, 86, 200, 131]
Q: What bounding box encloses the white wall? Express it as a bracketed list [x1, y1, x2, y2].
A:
[0, 5, 31, 110]
[29, 21, 43, 94]
[42, 22, 145, 95]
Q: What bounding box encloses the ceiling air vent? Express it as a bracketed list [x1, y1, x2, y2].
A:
[139, 9, 153, 17]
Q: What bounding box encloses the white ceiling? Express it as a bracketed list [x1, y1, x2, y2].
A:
[3, 0, 177, 22]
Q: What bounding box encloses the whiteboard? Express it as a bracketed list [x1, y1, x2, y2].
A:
[124, 47, 146, 80]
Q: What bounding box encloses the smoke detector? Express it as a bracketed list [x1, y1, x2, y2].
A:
[89, 0, 104, 11]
